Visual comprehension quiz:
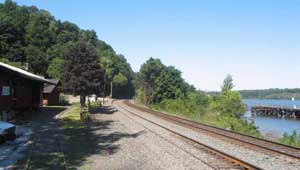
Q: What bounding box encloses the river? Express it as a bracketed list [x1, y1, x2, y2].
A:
[243, 99, 300, 137]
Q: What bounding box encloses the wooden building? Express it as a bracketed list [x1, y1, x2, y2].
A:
[43, 79, 60, 106]
[0, 62, 54, 112]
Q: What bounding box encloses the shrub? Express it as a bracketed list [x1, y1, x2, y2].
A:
[280, 131, 300, 147]
[211, 91, 246, 119]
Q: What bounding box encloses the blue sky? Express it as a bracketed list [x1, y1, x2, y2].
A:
[6, 0, 300, 91]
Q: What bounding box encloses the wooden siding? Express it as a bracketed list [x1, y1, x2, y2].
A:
[43, 88, 60, 106]
[0, 67, 43, 110]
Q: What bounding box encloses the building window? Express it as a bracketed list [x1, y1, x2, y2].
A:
[2, 86, 10, 96]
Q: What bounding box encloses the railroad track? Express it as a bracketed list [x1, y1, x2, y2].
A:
[122, 100, 300, 160]
[114, 100, 263, 170]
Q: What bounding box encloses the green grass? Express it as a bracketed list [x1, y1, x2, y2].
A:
[44, 105, 67, 108]
[58, 104, 97, 169]
[59, 105, 83, 129]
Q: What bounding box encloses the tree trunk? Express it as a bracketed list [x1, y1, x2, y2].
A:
[103, 83, 105, 104]
[80, 95, 86, 121]
[110, 82, 113, 98]
[80, 95, 86, 108]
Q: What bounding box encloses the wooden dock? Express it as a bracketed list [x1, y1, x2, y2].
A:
[251, 106, 300, 119]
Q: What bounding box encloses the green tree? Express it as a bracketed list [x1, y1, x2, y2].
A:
[100, 52, 135, 99]
[25, 45, 48, 75]
[137, 58, 194, 104]
[62, 41, 104, 108]
[221, 74, 234, 94]
[56, 21, 79, 44]
[154, 66, 185, 103]
[113, 73, 128, 86]
[0, 0, 28, 62]
[212, 75, 245, 118]
[47, 57, 64, 79]
[212, 91, 246, 118]
[138, 58, 165, 104]
[25, 10, 56, 50]
[79, 29, 98, 47]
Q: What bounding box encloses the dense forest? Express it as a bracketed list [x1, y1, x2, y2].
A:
[239, 88, 300, 100]
[0, 0, 134, 98]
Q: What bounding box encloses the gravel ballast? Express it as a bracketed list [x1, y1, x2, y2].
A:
[88, 104, 217, 170]
[115, 100, 300, 170]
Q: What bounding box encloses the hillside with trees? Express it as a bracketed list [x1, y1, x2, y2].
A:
[0, 0, 134, 99]
[1, 0, 260, 137]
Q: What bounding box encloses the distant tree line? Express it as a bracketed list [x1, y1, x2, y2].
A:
[238, 88, 300, 100]
[0, 0, 134, 99]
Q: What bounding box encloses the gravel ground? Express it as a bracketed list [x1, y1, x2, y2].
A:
[115, 100, 300, 170]
[88, 104, 217, 170]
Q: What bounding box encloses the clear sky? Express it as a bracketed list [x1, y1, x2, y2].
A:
[6, 0, 300, 91]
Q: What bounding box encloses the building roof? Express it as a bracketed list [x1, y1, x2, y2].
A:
[43, 79, 60, 94]
[0, 62, 55, 84]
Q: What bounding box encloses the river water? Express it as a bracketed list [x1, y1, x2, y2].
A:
[243, 99, 300, 137]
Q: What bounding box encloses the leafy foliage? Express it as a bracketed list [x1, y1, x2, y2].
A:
[47, 57, 64, 79]
[113, 73, 128, 86]
[137, 58, 189, 104]
[211, 91, 246, 119]
[137, 60, 259, 136]
[0, 57, 25, 69]
[25, 45, 48, 75]
[280, 131, 300, 147]
[154, 66, 186, 103]
[0, 0, 28, 62]
[62, 41, 104, 107]
[100, 53, 135, 98]
[221, 74, 234, 94]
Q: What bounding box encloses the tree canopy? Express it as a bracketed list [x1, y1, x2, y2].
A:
[221, 74, 234, 94]
[113, 73, 128, 87]
[62, 41, 104, 107]
[137, 58, 191, 104]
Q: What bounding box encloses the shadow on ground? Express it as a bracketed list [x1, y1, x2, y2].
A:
[62, 105, 144, 169]
[89, 105, 118, 115]
[16, 105, 143, 170]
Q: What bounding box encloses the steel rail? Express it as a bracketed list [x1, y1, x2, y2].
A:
[123, 100, 300, 160]
[115, 101, 263, 170]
